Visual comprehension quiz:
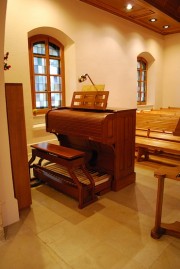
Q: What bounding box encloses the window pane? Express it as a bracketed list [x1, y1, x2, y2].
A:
[51, 93, 61, 108]
[141, 82, 145, 91]
[137, 82, 141, 91]
[50, 76, 61, 91]
[49, 59, 60, 74]
[142, 71, 146, 80]
[141, 93, 145, 102]
[34, 57, 46, 74]
[35, 75, 47, 92]
[35, 93, 48, 108]
[137, 92, 140, 102]
[33, 42, 45, 55]
[137, 70, 140, 81]
[141, 61, 146, 70]
[141, 82, 146, 92]
[49, 43, 60, 57]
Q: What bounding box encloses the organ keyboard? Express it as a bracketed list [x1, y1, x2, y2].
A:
[33, 163, 112, 188]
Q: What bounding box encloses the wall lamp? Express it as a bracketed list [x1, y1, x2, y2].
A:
[78, 73, 98, 90]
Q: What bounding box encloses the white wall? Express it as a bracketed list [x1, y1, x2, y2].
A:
[163, 34, 180, 107]
[4, 0, 165, 146]
[2, 0, 179, 226]
[0, 0, 19, 227]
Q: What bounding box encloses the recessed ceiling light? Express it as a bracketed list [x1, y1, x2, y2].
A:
[126, 4, 133, 10]
[163, 25, 170, 29]
[149, 18, 157, 22]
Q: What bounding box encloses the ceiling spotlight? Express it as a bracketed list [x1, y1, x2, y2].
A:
[149, 18, 157, 22]
[126, 4, 133, 10]
[163, 25, 170, 29]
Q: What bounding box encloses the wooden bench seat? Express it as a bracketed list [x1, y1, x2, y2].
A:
[136, 129, 180, 143]
[135, 136, 180, 161]
[29, 142, 112, 208]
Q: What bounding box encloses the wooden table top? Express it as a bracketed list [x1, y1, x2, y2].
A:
[154, 166, 180, 181]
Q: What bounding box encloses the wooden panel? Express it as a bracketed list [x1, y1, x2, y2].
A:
[80, 0, 180, 35]
[71, 91, 109, 110]
[144, 0, 180, 21]
[112, 109, 136, 190]
[5, 83, 32, 210]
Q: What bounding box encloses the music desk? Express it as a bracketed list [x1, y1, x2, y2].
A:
[151, 166, 180, 239]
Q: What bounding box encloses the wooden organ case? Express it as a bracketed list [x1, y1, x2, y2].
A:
[30, 91, 136, 208]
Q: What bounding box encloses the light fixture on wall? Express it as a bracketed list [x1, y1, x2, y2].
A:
[78, 73, 98, 90]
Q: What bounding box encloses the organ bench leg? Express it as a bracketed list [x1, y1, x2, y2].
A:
[137, 147, 149, 162]
[151, 167, 180, 239]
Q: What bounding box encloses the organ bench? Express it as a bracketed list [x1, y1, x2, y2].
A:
[29, 142, 111, 208]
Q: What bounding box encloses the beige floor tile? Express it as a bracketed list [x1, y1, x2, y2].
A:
[20, 200, 64, 234]
[150, 238, 180, 269]
[0, 227, 71, 269]
[47, 223, 106, 263]
[133, 237, 176, 268]
[112, 258, 147, 269]
[0, 162, 180, 269]
[69, 241, 138, 269]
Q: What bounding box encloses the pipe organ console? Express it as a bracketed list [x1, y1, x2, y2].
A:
[30, 91, 136, 208]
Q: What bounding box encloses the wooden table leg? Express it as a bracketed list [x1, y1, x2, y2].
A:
[151, 169, 180, 239]
[151, 175, 166, 239]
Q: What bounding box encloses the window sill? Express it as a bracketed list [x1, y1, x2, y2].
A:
[137, 104, 154, 111]
[33, 123, 45, 129]
[33, 114, 46, 128]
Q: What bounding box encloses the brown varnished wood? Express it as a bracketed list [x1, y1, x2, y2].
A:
[5, 83, 32, 210]
[46, 108, 116, 144]
[45, 106, 136, 191]
[31, 142, 85, 160]
[151, 166, 180, 239]
[80, 0, 180, 35]
[71, 91, 109, 110]
[29, 143, 110, 208]
[136, 112, 180, 134]
[136, 129, 180, 142]
[135, 109, 180, 161]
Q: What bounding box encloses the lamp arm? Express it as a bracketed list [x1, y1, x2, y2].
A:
[85, 74, 98, 91]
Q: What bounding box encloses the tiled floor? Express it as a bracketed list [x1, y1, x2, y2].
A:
[0, 161, 179, 269]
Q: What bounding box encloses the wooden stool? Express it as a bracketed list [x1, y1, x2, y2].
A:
[151, 166, 180, 239]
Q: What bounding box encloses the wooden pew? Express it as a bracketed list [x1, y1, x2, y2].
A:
[136, 112, 180, 135]
[136, 129, 180, 143]
[136, 136, 180, 161]
[135, 109, 180, 161]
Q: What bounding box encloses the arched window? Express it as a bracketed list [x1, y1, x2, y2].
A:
[29, 35, 65, 114]
[137, 57, 147, 105]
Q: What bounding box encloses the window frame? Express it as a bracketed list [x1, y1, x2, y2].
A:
[28, 34, 65, 115]
[137, 57, 147, 105]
